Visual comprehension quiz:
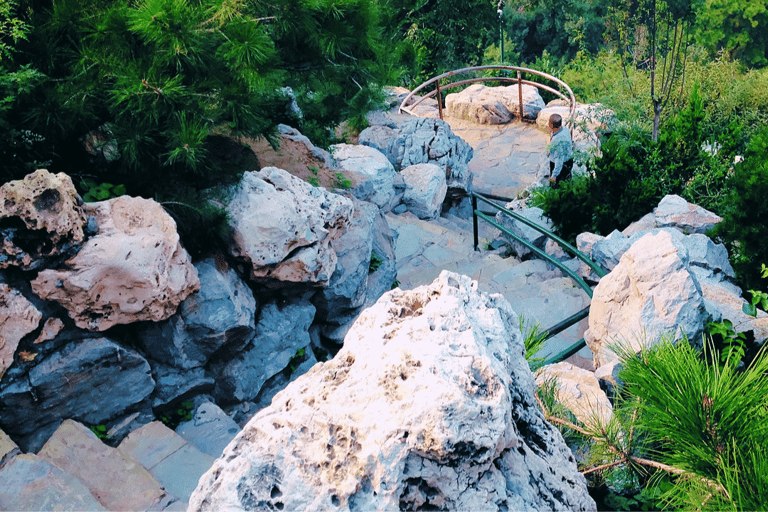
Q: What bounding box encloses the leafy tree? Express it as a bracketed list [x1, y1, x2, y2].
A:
[693, 0, 768, 68]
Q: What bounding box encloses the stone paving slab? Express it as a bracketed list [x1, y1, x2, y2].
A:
[175, 402, 240, 458]
[37, 419, 166, 511]
[0, 453, 106, 511]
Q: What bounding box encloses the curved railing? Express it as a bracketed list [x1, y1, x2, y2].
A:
[471, 191, 608, 366]
[399, 65, 576, 123]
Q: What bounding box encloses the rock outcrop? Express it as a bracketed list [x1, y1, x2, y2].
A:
[189, 271, 596, 511]
[446, 83, 546, 123]
[31, 196, 199, 331]
[225, 167, 354, 286]
[0, 169, 88, 270]
[400, 163, 448, 220]
[331, 143, 398, 210]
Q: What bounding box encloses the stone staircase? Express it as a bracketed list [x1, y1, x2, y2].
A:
[0, 401, 241, 511]
[387, 210, 594, 366]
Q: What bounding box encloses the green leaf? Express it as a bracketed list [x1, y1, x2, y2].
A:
[743, 303, 758, 317]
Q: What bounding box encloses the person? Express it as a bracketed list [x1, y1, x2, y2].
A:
[547, 113, 573, 187]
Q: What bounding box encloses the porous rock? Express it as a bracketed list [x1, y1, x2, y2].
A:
[400, 163, 448, 219]
[31, 196, 199, 331]
[0, 169, 88, 270]
[225, 167, 353, 286]
[331, 143, 398, 210]
[189, 271, 595, 512]
[585, 231, 710, 368]
[0, 284, 42, 379]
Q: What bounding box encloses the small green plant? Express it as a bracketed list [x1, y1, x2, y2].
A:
[369, 252, 384, 272]
[334, 172, 352, 190]
[89, 424, 110, 440]
[519, 316, 547, 370]
[159, 400, 194, 429]
[307, 176, 320, 187]
[706, 319, 749, 367]
[743, 263, 768, 317]
[288, 347, 307, 374]
[391, 279, 401, 289]
[309, 165, 319, 176]
[80, 178, 126, 202]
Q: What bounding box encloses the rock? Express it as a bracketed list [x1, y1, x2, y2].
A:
[400, 163, 448, 219]
[585, 231, 710, 368]
[330, 143, 398, 210]
[189, 271, 595, 512]
[0, 337, 155, 451]
[225, 168, 354, 286]
[33, 317, 64, 345]
[0, 428, 20, 468]
[537, 101, 615, 157]
[364, 211, 398, 308]
[138, 257, 257, 370]
[150, 363, 215, 410]
[38, 419, 167, 511]
[536, 363, 613, 429]
[495, 206, 553, 258]
[215, 299, 316, 404]
[0, 169, 88, 270]
[359, 115, 474, 196]
[0, 284, 42, 379]
[445, 84, 512, 124]
[590, 230, 633, 272]
[313, 199, 376, 323]
[446, 84, 545, 123]
[31, 196, 199, 331]
[0, 453, 107, 511]
[278, 124, 335, 168]
[118, 421, 215, 501]
[623, 194, 722, 236]
[176, 402, 241, 458]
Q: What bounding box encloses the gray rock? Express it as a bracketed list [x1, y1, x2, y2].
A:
[215, 299, 316, 403]
[189, 271, 595, 512]
[495, 206, 553, 258]
[331, 143, 397, 210]
[176, 402, 241, 458]
[401, 163, 448, 219]
[446, 83, 545, 122]
[150, 363, 215, 410]
[138, 257, 257, 370]
[0, 337, 155, 451]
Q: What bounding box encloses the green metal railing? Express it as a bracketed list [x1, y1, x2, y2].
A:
[471, 191, 608, 365]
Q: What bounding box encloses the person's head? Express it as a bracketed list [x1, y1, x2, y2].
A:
[549, 114, 562, 132]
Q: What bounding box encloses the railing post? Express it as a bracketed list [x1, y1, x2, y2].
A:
[436, 78, 444, 120]
[472, 194, 479, 251]
[517, 70, 523, 119]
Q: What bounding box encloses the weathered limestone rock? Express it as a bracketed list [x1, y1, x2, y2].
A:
[0, 337, 155, 451]
[38, 420, 167, 511]
[0, 453, 107, 511]
[214, 299, 316, 404]
[536, 363, 613, 429]
[495, 205, 553, 258]
[400, 163, 448, 219]
[0, 284, 42, 379]
[331, 143, 398, 210]
[225, 167, 354, 286]
[31, 196, 199, 331]
[189, 271, 596, 512]
[622, 194, 723, 236]
[585, 231, 710, 368]
[359, 115, 474, 196]
[0, 169, 88, 270]
[446, 84, 545, 123]
[138, 257, 257, 370]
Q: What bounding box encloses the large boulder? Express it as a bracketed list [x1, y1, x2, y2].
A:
[0, 169, 89, 270]
[0, 284, 42, 380]
[189, 271, 596, 511]
[31, 196, 199, 331]
[359, 114, 474, 196]
[225, 167, 354, 286]
[622, 194, 723, 236]
[0, 337, 155, 452]
[214, 299, 316, 404]
[585, 231, 710, 369]
[400, 163, 448, 220]
[331, 144, 398, 210]
[137, 257, 257, 370]
[446, 84, 545, 123]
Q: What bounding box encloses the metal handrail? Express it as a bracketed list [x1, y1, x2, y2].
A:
[471, 191, 609, 365]
[399, 65, 576, 124]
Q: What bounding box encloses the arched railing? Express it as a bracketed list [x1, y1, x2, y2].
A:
[398, 65, 576, 123]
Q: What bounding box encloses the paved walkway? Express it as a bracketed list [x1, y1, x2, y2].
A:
[387, 116, 593, 368]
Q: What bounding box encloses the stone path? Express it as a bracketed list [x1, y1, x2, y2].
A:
[387, 116, 593, 367]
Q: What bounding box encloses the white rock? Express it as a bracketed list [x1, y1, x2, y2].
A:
[331, 143, 397, 210]
[445, 84, 512, 124]
[536, 362, 613, 430]
[189, 271, 595, 512]
[400, 163, 448, 219]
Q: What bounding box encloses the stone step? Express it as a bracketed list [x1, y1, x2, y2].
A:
[118, 421, 216, 505]
[37, 419, 172, 511]
[175, 401, 241, 459]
